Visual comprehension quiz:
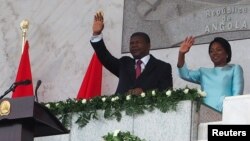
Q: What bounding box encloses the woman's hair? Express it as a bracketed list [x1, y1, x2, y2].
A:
[208, 37, 232, 63]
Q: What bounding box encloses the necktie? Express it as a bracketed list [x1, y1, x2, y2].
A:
[136, 60, 142, 79]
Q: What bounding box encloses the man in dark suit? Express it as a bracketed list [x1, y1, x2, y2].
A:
[90, 12, 173, 95]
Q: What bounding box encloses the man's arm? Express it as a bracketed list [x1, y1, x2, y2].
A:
[90, 12, 120, 76]
[91, 39, 120, 76]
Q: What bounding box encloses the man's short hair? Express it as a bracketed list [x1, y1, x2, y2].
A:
[130, 32, 150, 44]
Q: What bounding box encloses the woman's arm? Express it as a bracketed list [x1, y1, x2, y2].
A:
[232, 64, 244, 95]
[177, 36, 195, 68]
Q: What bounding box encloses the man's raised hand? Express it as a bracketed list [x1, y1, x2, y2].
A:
[92, 11, 104, 35]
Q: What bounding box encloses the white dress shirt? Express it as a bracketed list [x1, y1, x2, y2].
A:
[135, 55, 150, 73]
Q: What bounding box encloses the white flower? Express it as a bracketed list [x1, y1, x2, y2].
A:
[141, 92, 146, 97]
[102, 97, 106, 102]
[200, 91, 207, 97]
[197, 88, 202, 94]
[81, 99, 87, 104]
[111, 96, 119, 102]
[196, 89, 206, 97]
[45, 104, 50, 108]
[199, 91, 207, 97]
[55, 103, 59, 106]
[152, 90, 156, 96]
[166, 90, 172, 97]
[126, 95, 131, 100]
[113, 129, 120, 137]
[183, 88, 189, 94]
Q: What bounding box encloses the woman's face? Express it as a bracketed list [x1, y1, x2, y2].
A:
[209, 42, 228, 67]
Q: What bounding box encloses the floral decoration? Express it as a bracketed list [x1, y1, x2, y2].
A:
[103, 130, 146, 141]
[42, 87, 206, 128]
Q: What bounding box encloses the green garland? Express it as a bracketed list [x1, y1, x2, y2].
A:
[103, 130, 146, 141]
[42, 88, 206, 128]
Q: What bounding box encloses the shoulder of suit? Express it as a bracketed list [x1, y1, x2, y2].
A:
[120, 56, 134, 62]
[151, 56, 171, 66]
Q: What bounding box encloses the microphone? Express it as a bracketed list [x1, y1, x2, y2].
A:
[0, 79, 31, 100]
[35, 80, 42, 102]
[14, 79, 31, 86]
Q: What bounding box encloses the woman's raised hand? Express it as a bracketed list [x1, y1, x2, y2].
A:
[179, 36, 195, 54]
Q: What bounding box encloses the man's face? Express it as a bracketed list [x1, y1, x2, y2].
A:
[129, 36, 150, 59]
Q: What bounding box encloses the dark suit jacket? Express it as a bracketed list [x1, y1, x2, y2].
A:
[91, 39, 173, 94]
